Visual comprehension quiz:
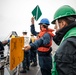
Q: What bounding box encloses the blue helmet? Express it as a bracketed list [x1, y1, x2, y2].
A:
[39, 18, 50, 25]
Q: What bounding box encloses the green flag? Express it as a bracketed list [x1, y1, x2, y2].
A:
[32, 5, 42, 21]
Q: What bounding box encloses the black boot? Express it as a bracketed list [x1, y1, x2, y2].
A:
[26, 66, 29, 70]
[20, 69, 27, 73]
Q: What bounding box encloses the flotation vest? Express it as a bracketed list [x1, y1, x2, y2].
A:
[38, 28, 54, 52]
[30, 36, 35, 43]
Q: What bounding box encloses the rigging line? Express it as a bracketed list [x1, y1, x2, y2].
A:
[3, 32, 12, 40]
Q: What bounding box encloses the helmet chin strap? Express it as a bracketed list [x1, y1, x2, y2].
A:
[56, 20, 60, 30]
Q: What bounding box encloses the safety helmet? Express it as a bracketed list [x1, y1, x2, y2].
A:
[51, 5, 76, 24]
[39, 18, 50, 25]
[30, 33, 34, 36]
[22, 30, 27, 33]
[22, 30, 27, 35]
[11, 35, 15, 38]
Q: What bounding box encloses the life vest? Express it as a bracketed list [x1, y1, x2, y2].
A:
[38, 28, 54, 52]
[30, 36, 35, 43]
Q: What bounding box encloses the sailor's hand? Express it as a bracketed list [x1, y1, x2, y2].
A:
[31, 17, 34, 25]
[22, 45, 31, 51]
